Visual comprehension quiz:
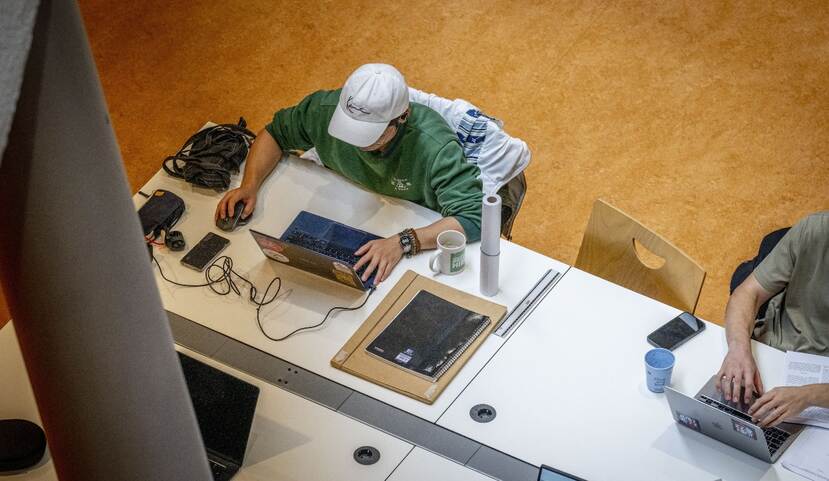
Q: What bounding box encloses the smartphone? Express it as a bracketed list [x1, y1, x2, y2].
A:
[646, 311, 706, 350]
[180, 232, 229, 271]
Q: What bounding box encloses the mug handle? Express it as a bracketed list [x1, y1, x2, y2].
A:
[429, 252, 441, 273]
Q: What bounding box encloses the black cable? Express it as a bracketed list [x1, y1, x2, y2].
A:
[258, 287, 376, 342]
[150, 248, 374, 342]
[151, 251, 280, 307]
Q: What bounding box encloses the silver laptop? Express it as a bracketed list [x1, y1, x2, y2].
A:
[665, 374, 804, 462]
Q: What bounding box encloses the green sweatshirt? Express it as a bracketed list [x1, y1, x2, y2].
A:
[265, 89, 483, 241]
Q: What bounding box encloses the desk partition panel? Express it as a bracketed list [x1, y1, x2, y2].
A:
[0, 1, 210, 479]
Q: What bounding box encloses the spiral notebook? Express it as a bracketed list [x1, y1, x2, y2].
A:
[365, 290, 491, 382]
[331, 270, 507, 404]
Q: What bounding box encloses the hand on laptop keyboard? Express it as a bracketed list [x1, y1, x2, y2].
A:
[748, 385, 814, 428]
[716, 349, 765, 404]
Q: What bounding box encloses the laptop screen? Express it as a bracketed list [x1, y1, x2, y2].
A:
[178, 353, 260, 465]
[539, 465, 586, 481]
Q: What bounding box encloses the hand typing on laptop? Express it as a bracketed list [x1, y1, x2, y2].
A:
[716, 347, 764, 405]
[748, 385, 826, 428]
[352, 216, 465, 284]
[352, 237, 403, 284]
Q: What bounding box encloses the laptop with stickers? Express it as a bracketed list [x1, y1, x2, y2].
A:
[250, 211, 380, 291]
[665, 374, 804, 462]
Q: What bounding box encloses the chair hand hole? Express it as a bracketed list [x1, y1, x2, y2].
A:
[632, 238, 666, 270]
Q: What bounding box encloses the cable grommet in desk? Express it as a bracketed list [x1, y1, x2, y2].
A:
[470, 404, 497, 423]
[353, 445, 380, 465]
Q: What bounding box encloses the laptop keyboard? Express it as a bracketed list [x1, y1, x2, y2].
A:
[763, 427, 790, 455]
[699, 396, 791, 455]
[285, 231, 361, 266]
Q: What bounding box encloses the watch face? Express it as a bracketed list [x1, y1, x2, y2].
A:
[399, 233, 412, 252]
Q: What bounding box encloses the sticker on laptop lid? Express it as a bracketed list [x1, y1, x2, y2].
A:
[677, 412, 701, 432]
[731, 419, 757, 440]
[332, 261, 351, 272]
[263, 248, 289, 263]
[333, 269, 358, 287]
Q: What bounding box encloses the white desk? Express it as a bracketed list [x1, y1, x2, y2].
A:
[0, 323, 414, 481]
[137, 156, 567, 422]
[178, 347, 413, 481]
[388, 448, 497, 481]
[436, 268, 800, 481]
[130, 156, 811, 480]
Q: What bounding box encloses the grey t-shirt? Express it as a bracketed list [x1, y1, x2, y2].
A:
[753, 212, 829, 354]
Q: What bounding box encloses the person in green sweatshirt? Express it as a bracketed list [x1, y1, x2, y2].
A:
[215, 64, 483, 284]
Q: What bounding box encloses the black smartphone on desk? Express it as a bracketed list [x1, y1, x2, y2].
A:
[647, 311, 705, 350]
[181, 232, 229, 271]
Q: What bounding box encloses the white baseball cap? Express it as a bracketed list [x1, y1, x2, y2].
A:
[328, 64, 409, 148]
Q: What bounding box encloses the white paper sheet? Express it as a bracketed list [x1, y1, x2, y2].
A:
[781, 427, 829, 481]
[784, 351, 829, 428]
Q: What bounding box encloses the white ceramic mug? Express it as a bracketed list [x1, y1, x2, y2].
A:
[429, 230, 466, 275]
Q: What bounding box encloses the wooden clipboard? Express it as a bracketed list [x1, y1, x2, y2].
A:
[331, 270, 506, 404]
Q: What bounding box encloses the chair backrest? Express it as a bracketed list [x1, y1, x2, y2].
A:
[497, 171, 527, 239]
[575, 199, 706, 313]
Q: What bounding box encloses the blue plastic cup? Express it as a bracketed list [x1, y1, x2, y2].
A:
[645, 348, 675, 393]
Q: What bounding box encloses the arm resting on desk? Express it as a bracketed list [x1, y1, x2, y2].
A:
[717, 273, 778, 403]
[216, 128, 284, 221]
[353, 216, 465, 284]
[414, 216, 465, 251]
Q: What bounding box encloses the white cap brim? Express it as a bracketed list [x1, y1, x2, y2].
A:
[328, 103, 389, 148]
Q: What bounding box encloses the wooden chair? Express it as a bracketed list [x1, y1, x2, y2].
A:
[575, 199, 706, 313]
[498, 171, 527, 240]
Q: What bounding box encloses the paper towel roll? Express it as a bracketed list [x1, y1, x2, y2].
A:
[481, 252, 500, 296]
[481, 194, 501, 256]
[480, 194, 501, 296]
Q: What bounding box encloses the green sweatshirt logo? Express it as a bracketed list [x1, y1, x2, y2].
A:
[391, 176, 412, 192]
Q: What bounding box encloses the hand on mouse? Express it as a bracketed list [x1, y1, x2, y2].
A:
[216, 186, 257, 221]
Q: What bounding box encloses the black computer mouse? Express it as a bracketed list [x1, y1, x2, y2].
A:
[217, 201, 249, 232]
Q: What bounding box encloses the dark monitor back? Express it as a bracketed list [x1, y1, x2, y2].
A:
[178, 353, 260, 465]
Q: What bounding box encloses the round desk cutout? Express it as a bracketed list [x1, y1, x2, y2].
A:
[470, 404, 497, 423]
[353, 445, 380, 465]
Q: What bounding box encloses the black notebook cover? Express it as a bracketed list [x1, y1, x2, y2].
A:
[365, 290, 491, 381]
